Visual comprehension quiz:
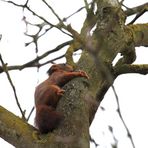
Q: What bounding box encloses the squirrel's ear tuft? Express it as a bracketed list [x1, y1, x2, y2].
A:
[47, 64, 58, 75]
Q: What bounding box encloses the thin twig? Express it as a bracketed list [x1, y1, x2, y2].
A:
[0, 54, 26, 120]
[21, 40, 72, 68]
[24, 2, 71, 37]
[63, 5, 86, 22]
[0, 0, 24, 7]
[108, 126, 118, 147]
[40, 54, 65, 67]
[128, 8, 147, 25]
[27, 106, 35, 121]
[42, 0, 62, 22]
[124, 2, 148, 16]
[111, 85, 136, 148]
[83, 0, 89, 12]
[89, 134, 99, 147]
[24, 0, 29, 6]
[0, 40, 72, 73]
[1, 0, 72, 37]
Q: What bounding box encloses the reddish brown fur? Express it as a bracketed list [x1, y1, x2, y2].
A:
[35, 84, 65, 108]
[34, 64, 89, 133]
[46, 64, 89, 87]
[35, 105, 63, 133]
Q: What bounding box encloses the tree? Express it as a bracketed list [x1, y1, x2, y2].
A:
[0, 0, 148, 147]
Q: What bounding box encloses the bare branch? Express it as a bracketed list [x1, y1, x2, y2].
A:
[0, 54, 25, 120]
[0, 40, 72, 73]
[23, 18, 51, 48]
[42, 0, 62, 22]
[114, 64, 148, 76]
[40, 54, 65, 66]
[124, 2, 148, 16]
[23, 2, 72, 37]
[1, 0, 72, 37]
[108, 126, 118, 147]
[0, 0, 25, 7]
[22, 40, 72, 66]
[112, 85, 136, 148]
[2, 0, 55, 26]
[27, 106, 34, 121]
[89, 134, 99, 147]
[63, 3, 90, 22]
[128, 7, 148, 25]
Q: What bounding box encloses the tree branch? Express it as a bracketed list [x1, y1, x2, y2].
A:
[127, 23, 148, 47]
[124, 2, 148, 16]
[0, 40, 72, 73]
[114, 64, 148, 76]
[0, 54, 25, 119]
[42, 0, 62, 22]
[89, 134, 99, 147]
[0, 106, 37, 148]
[1, 0, 72, 37]
[63, 2, 92, 22]
[128, 8, 148, 25]
[112, 85, 135, 148]
[27, 106, 34, 121]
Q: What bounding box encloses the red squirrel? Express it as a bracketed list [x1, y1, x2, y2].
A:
[34, 63, 89, 133]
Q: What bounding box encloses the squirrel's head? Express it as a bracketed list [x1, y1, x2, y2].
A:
[47, 64, 74, 75]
